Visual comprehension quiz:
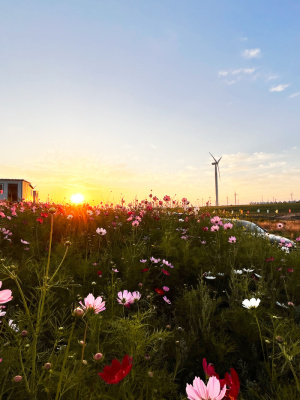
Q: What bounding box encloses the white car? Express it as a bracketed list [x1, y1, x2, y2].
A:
[224, 219, 297, 251]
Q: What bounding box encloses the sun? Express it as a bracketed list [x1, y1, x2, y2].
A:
[70, 193, 84, 204]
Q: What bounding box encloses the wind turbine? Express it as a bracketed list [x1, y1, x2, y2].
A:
[209, 152, 222, 207]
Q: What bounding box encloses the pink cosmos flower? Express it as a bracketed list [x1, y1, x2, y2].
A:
[163, 286, 169, 291]
[150, 257, 161, 263]
[117, 290, 134, 307]
[211, 225, 219, 232]
[296, 236, 300, 242]
[210, 216, 222, 225]
[163, 195, 171, 202]
[21, 239, 30, 245]
[131, 291, 141, 302]
[79, 293, 106, 314]
[132, 220, 139, 227]
[223, 223, 233, 230]
[0, 282, 13, 304]
[96, 227, 107, 235]
[228, 236, 236, 243]
[163, 296, 171, 304]
[186, 376, 226, 400]
[0, 306, 6, 317]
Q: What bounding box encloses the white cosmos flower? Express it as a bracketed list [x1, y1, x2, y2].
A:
[242, 298, 261, 309]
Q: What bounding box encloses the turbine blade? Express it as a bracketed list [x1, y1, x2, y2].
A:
[209, 152, 217, 163]
[217, 156, 222, 163]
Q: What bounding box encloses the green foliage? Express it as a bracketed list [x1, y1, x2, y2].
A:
[0, 201, 300, 399]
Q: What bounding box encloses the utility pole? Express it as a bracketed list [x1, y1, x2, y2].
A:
[226, 196, 229, 205]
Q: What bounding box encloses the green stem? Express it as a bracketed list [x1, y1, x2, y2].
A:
[254, 313, 267, 364]
[32, 214, 54, 393]
[48, 246, 69, 285]
[19, 346, 30, 395]
[55, 319, 76, 400]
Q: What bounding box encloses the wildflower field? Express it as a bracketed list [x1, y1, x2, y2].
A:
[0, 198, 300, 400]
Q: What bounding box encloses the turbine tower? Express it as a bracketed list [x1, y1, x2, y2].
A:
[209, 152, 222, 207]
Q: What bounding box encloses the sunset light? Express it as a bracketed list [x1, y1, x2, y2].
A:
[70, 193, 84, 204]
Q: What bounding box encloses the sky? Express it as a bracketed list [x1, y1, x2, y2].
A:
[1, 0, 299, 205]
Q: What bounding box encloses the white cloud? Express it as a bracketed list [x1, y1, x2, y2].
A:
[232, 68, 256, 75]
[243, 48, 261, 59]
[269, 84, 289, 92]
[240, 37, 248, 41]
[288, 92, 300, 99]
[267, 74, 279, 81]
[218, 68, 256, 80]
[225, 80, 236, 85]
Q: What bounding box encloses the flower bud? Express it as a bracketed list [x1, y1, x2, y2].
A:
[44, 362, 51, 370]
[276, 336, 284, 343]
[82, 360, 87, 365]
[93, 353, 103, 361]
[79, 340, 85, 346]
[13, 375, 23, 383]
[21, 330, 28, 337]
[148, 371, 154, 378]
[73, 307, 84, 317]
[145, 354, 151, 361]
[48, 207, 56, 214]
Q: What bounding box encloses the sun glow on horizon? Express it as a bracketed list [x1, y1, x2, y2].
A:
[70, 193, 85, 204]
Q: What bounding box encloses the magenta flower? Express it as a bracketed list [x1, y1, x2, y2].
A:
[79, 293, 106, 314]
[0, 282, 13, 305]
[186, 376, 226, 400]
[228, 236, 236, 243]
[162, 269, 170, 276]
[163, 296, 171, 304]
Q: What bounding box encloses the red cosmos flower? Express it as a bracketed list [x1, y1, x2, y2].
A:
[155, 288, 165, 295]
[98, 355, 133, 384]
[202, 358, 219, 379]
[162, 269, 170, 276]
[220, 368, 240, 400]
[40, 213, 49, 218]
[97, 270, 102, 277]
[266, 257, 274, 262]
[36, 217, 43, 224]
[141, 268, 149, 272]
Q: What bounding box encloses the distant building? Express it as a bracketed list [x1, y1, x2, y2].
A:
[0, 179, 37, 202]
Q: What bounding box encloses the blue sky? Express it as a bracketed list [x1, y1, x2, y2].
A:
[1, 0, 299, 204]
